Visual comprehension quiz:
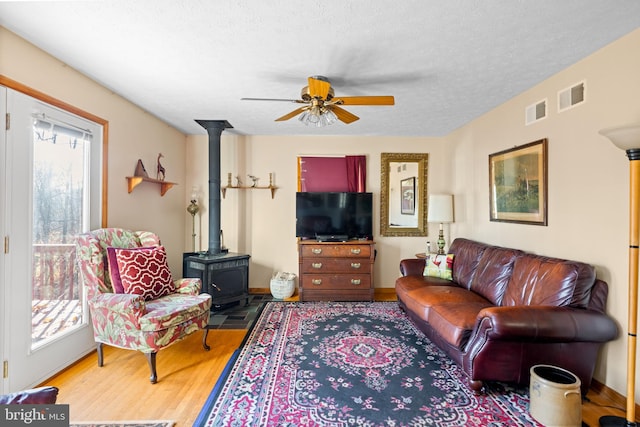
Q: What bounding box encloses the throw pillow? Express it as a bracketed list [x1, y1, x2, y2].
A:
[109, 246, 174, 300]
[107, 246, 156, 293]
[423, 253, 454, 280]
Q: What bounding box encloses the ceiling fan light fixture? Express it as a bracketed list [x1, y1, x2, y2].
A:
[298, 110, 310, 124]
[297, 104, 338, 127]
[298, 109, 320, 126]
[323, 108, 338, 125]
[245, 75, 393, 126]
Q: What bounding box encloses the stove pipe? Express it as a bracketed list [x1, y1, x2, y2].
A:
[195, 120, 233, 255]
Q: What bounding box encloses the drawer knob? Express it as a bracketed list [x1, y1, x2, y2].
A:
[350, 248, 361, 254]
[351, 279, 361, 285]
[312, 262, 323, 269]
[312, 248, 323, 254]
[350, 262, 361, 269]
[312, 279, 322, 285]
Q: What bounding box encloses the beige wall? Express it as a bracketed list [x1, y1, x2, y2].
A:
[1, 27, 189, 274]
[5, 22, 640, 400]
[448, 28, 640, 398]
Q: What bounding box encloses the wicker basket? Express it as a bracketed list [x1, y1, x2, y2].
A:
[270, 272, 296, 299]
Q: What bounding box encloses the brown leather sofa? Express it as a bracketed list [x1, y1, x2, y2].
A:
[395, 238, 618, 395]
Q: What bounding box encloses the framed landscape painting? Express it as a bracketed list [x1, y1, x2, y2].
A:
[489, 138, 548, 225]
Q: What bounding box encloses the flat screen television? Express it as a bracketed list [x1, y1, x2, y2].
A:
[296, 192, 373, 241]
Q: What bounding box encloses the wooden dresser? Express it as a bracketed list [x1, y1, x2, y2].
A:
[298, 240, 375, 302]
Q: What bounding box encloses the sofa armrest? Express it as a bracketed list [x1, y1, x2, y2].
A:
[472, 305, 619, 343]
[0, 386, 59, 404]
[399, 258, 426, 276]
[174, 278, 201, 295]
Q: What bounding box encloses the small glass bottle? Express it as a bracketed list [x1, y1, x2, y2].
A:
[426, 241, 431, 255]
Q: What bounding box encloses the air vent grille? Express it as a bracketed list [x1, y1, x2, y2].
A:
[558, 81, 585, 112]
[525, 99, 547, 125]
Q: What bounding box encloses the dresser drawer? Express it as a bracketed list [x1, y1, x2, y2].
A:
[301, 258, 370, 273]
[300, 244, 371, 258]
[300, 274, 371, 290]
[302, 289, 374, 302]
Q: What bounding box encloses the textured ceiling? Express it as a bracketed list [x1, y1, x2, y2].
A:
[1, 1, 640, 137]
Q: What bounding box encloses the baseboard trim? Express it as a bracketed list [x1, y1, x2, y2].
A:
[374, 288, 397, 299]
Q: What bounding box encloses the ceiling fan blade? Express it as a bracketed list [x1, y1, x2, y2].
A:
[334, 96, 395, 106]
[242, 97, 305, 103]
[331, 106, 360, 124]
[308, 76, 331, 99]
[275, 106, 308, 122]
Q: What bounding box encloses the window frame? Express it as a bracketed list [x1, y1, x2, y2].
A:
[0, 75, 109, 226]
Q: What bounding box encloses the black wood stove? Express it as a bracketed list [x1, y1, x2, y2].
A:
[183, 252, 249, 308]
[183, 120, 250, 310]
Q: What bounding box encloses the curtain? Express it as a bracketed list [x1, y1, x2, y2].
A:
[346, 155, 366, 192]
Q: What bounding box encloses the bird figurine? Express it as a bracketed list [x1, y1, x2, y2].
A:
[157, 153, 166, 181]
[248, 174, 260, 187]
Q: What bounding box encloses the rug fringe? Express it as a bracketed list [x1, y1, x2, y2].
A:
[69, 421, 175, 427]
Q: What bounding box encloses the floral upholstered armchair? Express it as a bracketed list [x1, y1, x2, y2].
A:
[76, 228, 212, 383]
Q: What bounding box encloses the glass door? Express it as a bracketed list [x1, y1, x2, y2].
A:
[2, 88, 101, 391]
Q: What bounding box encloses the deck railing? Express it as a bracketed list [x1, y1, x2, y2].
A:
[32, 243, 79, 300]
[32, 243, 83, 344]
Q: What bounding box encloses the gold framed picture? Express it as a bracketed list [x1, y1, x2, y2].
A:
[489, 138, 548, 225]
[400, 177, 416, 215]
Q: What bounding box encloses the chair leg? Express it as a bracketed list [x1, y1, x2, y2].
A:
[145, 352, 158, 384]
[202, 329, 211, 351]
[97, 343, 104, 367]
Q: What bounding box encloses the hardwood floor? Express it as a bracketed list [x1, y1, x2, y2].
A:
[41, 297, 633, 427]
[45, 330, 244, 426]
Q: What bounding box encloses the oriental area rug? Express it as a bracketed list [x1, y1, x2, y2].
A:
[195, 301, 542, 427]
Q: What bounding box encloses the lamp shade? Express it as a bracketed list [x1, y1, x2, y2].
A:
[599, 124, 640, 151]
[427, 194, 454, 223]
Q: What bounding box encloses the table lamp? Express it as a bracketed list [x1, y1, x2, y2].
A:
[186, 188, 200, 252]
[427, 194, 454, 255]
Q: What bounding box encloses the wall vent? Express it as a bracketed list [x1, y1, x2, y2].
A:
[558, 81, 585, 112]
[525, 99, 547, 125]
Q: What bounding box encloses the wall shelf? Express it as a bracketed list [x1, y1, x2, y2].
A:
[221, 185, 277, 199]
[126, 176, 177, 196]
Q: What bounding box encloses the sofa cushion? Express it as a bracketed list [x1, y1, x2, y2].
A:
[396, 277, 458, 322]
[423, 254, 454, 280]
[469, 246, 523, 305]
[502, 255, 596, 308]
[396, 279, 490, 325]
[448, 238, 487, 290]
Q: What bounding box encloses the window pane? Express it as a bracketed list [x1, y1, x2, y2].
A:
[31, 121, 89, 346]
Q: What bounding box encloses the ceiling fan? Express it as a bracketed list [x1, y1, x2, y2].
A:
[241, 76, 394, 126]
